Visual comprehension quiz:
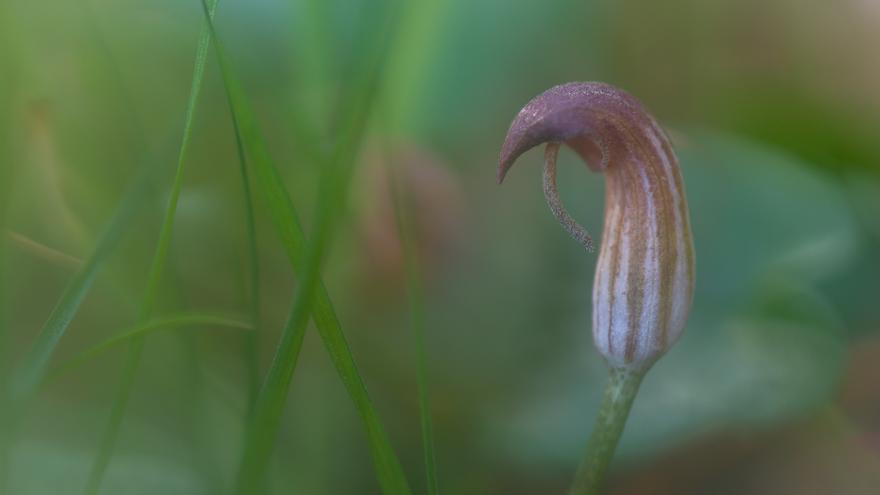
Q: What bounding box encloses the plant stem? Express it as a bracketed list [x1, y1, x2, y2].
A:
[569, 367, 644, 495]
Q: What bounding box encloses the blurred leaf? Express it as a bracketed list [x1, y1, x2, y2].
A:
[680, 132, 859, 310]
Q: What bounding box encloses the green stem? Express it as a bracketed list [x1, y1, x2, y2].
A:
[569, 367, 644, 495]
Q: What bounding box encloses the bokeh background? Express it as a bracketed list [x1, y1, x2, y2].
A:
[2, 0, 880, 493]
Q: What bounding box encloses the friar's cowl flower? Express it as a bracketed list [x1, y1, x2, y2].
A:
[498, 82, 695, 371]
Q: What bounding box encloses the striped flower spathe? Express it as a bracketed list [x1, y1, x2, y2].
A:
[498, 82, 695, 371]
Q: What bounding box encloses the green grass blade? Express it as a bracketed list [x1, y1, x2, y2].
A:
[82, 1, 220, 493]
[0, 5, 17, 484]
[389, 164, 439, 495]
[44, 313, 252, 386]
[233, 75, 379, 493]
[11, 0, 195, 405]
[11, 169, 154, 403]
[198, 1, 411, 493]
[1, 27, 160, 484]
[232, 288, 309, 494]
[231, 112, 262, 413]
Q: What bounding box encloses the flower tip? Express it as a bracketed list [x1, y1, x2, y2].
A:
[497, 143, 521, 185]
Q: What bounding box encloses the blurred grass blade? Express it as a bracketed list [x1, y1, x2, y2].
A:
[6, 230, 83, 268]
[44, 313, 251, 385]
[0, 4, 17, 484]
[83, 1, 219, 493]
[233, 83, 378, 492]
[197, 1, 411, 493]
[389, 165, 439, 495]
[10, 170, 153, 402]
[231, 113, 262, 413]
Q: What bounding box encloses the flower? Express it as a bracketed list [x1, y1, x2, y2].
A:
[498, 82, 695, 371]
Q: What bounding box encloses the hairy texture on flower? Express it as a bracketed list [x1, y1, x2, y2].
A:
[498, 82, 695, 371]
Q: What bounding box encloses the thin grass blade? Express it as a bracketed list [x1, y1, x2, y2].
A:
[0, 5, 17, 484]
[231, 115, 262, 413]
[44, 312, 251, 385]
[232, 76, 378, 493]
[10, 168, 154, 402]
[389, 164, 439, 495]
[198, 1, 411, 492]
[82, 2, 220, 493]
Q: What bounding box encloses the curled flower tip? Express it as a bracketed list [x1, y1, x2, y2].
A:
[542, 143, 594, 252]
[498, 82, 695, 371]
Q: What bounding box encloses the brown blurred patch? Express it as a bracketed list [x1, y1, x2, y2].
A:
[353, 142, 465, 300]
[839, 332, 880, 437]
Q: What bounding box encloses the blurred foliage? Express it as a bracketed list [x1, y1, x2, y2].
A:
[1, 0, 879, 494]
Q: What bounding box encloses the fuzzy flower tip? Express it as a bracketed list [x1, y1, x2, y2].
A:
[499, 82, 695, 371]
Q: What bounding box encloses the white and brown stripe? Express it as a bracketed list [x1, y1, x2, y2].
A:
[499, 82, 695, 371]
